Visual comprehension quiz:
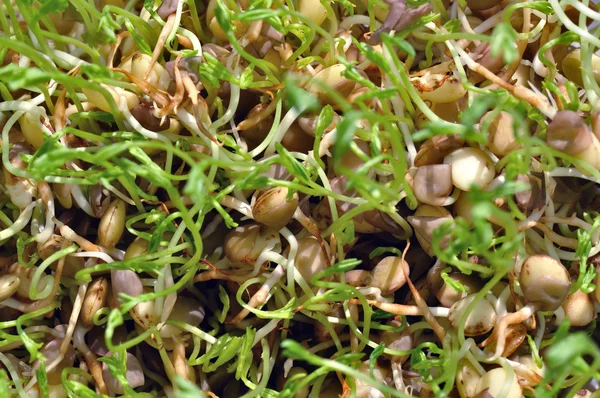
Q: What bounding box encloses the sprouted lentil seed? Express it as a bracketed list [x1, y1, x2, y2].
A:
[1, 0, 600, 397]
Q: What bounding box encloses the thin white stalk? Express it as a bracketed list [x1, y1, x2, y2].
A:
[264, 107, 302, 157]
[0, 352, 27, 398]
[70, 251, 115, 263]
[120, 96, 174, 175]
[70, 185, 96, 217]
[0, 200, 38, 241]
[252, 318, 280, 347]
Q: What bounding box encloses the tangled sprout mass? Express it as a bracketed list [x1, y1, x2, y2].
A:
[1, 0, 600, 397]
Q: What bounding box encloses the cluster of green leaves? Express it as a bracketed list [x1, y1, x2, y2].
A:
[0, 305, 58, 396]
[431, 181, 526, 278]
[0, 12, 212, 390]
[572, 215, 600, 294]
[281, 339, 415, 398]
[536, 320, 600, 397]
[189, 328, 255, 375]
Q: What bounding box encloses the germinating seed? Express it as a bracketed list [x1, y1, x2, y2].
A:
[411, 164, 454, 206]
[80, 277, 109, 329]
[412, 71, 467, 103]
[0, 274, 20, 302]
[562, 289, 597, 327]
[562, 50, 600, 88]
[456, 360, 481, 398]
[475, 367, 522, 398]
[98, 199, 127, 248]
[483, 111, 521, 157]
[484, 323, 526, 358]
[448, 294, 497, 336]
[18, 111, 46, 149]
[520, 254, 571, 312]
[443, 147, 496, 192]
[252, 187, 299, 229]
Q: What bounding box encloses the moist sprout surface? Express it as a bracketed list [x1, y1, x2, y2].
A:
[1, 0, 600, 397]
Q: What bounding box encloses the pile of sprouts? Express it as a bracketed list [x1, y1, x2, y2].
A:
[1, 0, 600, 396]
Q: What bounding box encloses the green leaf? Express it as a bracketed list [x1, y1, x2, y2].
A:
[280, 371, 313, 398]
[513, 1, 553, 15]
[124, 19, 152, 56]
[459, 94, 507, 142]
[314, 105, 334, 139]
[17, 310, 46, 359]
[354, 88, 400, 102]
[332, 110, 361, 160]
[239, 175, 270, 190]
[372, 309, 396, 320]
[580, 266, 597, 294]
[174, 376, 209, 397]
[148, 217, 173, 252]
[380, 34, 416, 58]
[573, 217, 600, 294]
[63, 377, 103, 398]
[338, 219, 356, 247]
[490, 23, 519, 64]
[235, 328, 256, 380]
[217, 285, 230, 323]
[0, 370, 10, 396]
[71, 111, 116, 123]
[36, 360, 50, 398]
[266, 16, 286, 33]
[178, 49, 199, 58]
[17, 236, 39, 267]
[564, 81, 581, 110]
[280, 339, 313, 362]
[332, 0, 355, 16]
[354, 39, 390, 73]
[397, 13, 440, 35]
[34, 0, 69, 20]
[98, 8, 121, 43]
[234, 8, 279, 22]
[275, 143, 312, 184]
[443, 19, 461, 33]
[0, 64, 52, 90]
[143, 0, 156, 13]
[127, 147, 172, 187]
[197, 334, 245, 372]
[80, 63, 119, 80]
[214, 0, 234, 33]
[239, 65, 255, 89]
[295, 56, 323, 68]
[98, 353, 136, 396]
[410, 344, 441, 383]
[413, 121, 466, 143]
[369, 246, 402, 259]
[313, 258, 361, 281]
[526, 334, 544, 369]
[284, 75, 320, 113]
[233, 7, 286, 34]
[304, 285, 359, 305]
[218, 134, 240, 152]
[440, 267, 467, 292]
[369, 344, 386, 379]
[338, 58, 376, 89]
[536, 331, 600, 397]
[198, 53, 236, 87]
